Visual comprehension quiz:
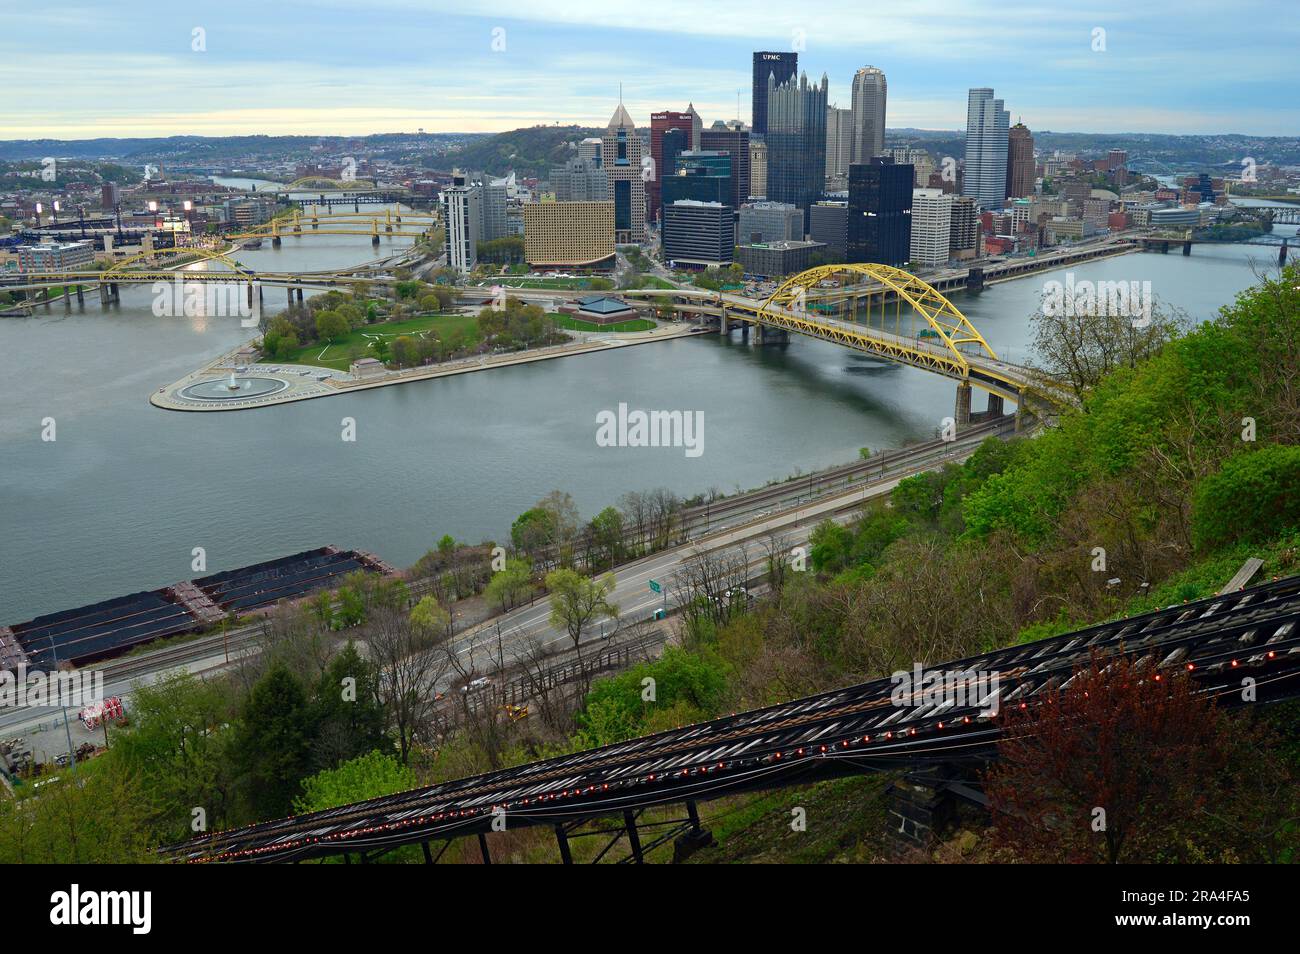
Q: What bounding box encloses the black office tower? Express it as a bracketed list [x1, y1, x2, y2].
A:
[752, 51, 798, 136]
[848, 157, 913, 267]
[765, 70, 827, 232]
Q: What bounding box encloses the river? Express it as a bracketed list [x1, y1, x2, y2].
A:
[0, 201, 1294, 623]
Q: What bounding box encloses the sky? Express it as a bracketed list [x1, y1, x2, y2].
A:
[2, 0, 1297, 140]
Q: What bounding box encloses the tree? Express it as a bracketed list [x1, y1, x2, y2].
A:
[390, 334, 418, 368]
[315, 309, 350, 343]
[309, 641, 389, 771]
[485, 557, 532, 610]
[545, 568, 618, 664]
[294, 750, 417, 815]
[985, 656, 1299, 863]
[365, 606, 450, 764]
[587, 505, 625, 569]
[369, 337, 390, 362]
[109, 671, 238, 841]
[1028, 297, 1182, 403]
[1192, 445, 1300, 551]
[409, 594, 450, 636]
[236, 665, 313, 821]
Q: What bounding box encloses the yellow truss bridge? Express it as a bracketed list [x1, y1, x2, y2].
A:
[626, 263, 1067, 417]
[283, 176, 380, 191]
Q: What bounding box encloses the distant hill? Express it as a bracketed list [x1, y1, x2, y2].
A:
[433, 125, 604, 179]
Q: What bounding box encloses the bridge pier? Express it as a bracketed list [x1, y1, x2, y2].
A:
[288, 287, 295, 307]
[99, 284, 110, 305]
[886, 764, 972, 852]
[296, 288, 304, 305]
[719, 310, 730, 335]
[1280, 240, 1289, 266]
[1182, 241, 1192, 256]
[272, 236, 282, 248]
[965, 266, 984, 292]
[75, 286, 84, 305]
[955, 382, 972, 428]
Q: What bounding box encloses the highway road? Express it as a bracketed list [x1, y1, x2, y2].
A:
[0, 424, 1008, 759]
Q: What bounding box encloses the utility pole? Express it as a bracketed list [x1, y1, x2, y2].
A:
[48, 636, 77, 775]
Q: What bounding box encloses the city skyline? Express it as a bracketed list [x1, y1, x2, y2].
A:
[4, 0, 1298, 140]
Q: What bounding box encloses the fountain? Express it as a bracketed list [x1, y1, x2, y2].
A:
[227, 371, 241, 391]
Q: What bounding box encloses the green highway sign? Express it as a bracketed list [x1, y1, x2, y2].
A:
[648, 579, 661, 594]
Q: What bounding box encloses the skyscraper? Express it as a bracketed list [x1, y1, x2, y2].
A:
[765, 70, 828, 230]
[963, 88, 1010, 210]
[825, 105, 853, 181]
[1006, 122, 1035, 199]
[699, 120, 751, 214]
[441, 170, 482, 273]
[849, 66, 887, 165]
[602, 98, 646, 243]
[848, 157, 913, 267]
[909, 188, 953, 266]
[748, 139, 767, 199]
[662, 151, 732, 207]
[649, 110, 698, 222]
[752, 51, 798, 136]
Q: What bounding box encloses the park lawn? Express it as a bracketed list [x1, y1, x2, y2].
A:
[275, 312, 480, 370]
[552, 315, 657, 333]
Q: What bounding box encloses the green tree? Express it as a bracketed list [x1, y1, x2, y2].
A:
[236, 665, 313, 821]
[485, 557, 532, 610]
[294, 750, 417, 815]
[1192, 445, 1300, 551]
[545, 568, 618, 658]
[100, 670, 236, 842]
[310, 641, 389, 771]
[409, 594, 450, 636]
[315, 309, 350, 343]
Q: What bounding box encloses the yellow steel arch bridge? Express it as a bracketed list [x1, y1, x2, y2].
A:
[626, 263, 1067, 417]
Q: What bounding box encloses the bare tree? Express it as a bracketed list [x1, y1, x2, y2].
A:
[363, 606, 452, 764]
[670, 543, 751, 645]
[1028, 296, 1184, 404]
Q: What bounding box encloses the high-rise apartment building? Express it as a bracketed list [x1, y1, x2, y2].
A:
[699, 121, 752, 215]
[849, 66, 887, 165]
[825, 105, 853, 181]
[601, 99, 646, 243]
[766, 70, 828, 228]
[1006, 122, 1035, 200]
[847, 157, 913, 267]
[963, 88, 1010, 210]
[482, 179, 509, 241]
[909, 188, 954, 266]
[441, 171, 482, 273]
[649, 110, 698, 222]
[752, 51, 798, 136]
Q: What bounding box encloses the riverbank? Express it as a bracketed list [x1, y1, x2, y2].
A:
[150, 320, 707, 411]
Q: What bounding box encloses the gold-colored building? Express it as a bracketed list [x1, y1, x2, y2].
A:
[522, 201, 615, 269]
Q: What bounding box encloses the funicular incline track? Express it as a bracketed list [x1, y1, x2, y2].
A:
[165, 574, 1300, 863]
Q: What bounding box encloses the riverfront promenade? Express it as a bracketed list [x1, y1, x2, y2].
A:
[150, 320, 706, 411]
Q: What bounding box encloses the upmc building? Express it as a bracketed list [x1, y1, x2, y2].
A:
[751, 51, 798, 136]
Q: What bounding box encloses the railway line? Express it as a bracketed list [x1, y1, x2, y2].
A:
[164, 572, 1300, 863]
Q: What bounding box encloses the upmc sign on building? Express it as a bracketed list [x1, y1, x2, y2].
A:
[751, 51, 798, 136]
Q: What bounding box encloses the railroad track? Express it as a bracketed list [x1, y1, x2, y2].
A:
[164, 572, 1300, 863]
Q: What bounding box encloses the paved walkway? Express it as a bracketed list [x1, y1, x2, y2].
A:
[151, 321, 705, 412]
